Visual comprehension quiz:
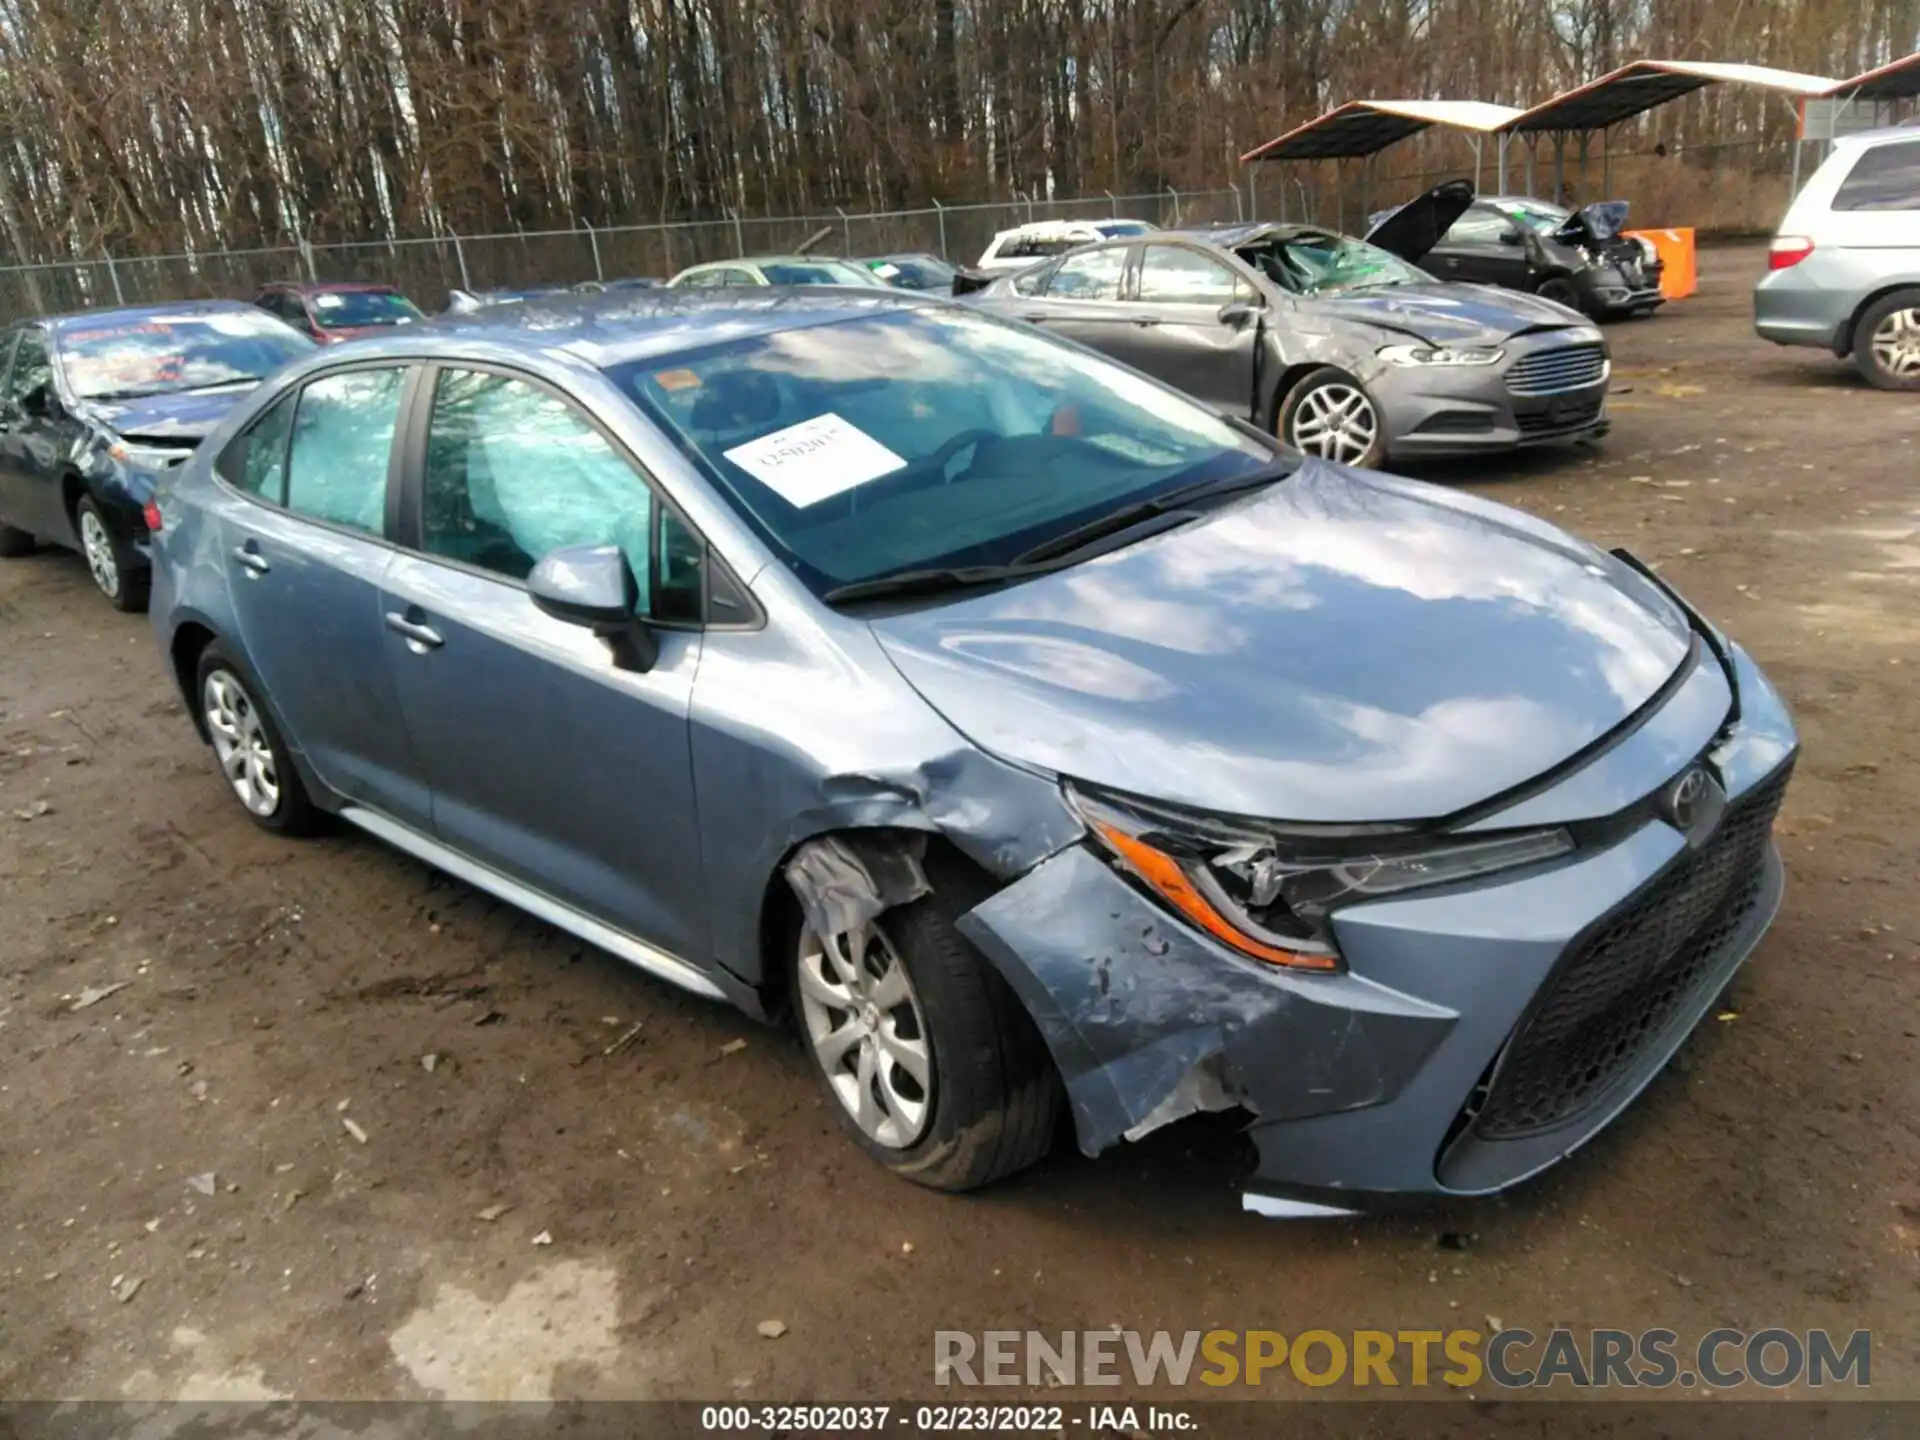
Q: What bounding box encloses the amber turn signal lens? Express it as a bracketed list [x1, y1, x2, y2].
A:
[1092, 821, 1338, 971]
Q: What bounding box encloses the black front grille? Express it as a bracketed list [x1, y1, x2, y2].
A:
[1472, 767, 1791, 1140]
[1515, 395, 1604, 436]
[1507, 343, 1608, 396]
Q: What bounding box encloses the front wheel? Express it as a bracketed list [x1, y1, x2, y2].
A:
[791, 862, 1061, 1192]
[195, 644, 318, 836]
[1279, 367, 1386, 468]
[75, 496, 148, 612]
[1854, 290, 1920, 392]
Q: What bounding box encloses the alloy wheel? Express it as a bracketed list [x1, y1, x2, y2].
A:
[1869, 307, 1920, 380]
[78, 508, 120, 598]
[796, 920, 934, 1149]
[1290, 383, 1380, 465]
[202, 669, 280, 817]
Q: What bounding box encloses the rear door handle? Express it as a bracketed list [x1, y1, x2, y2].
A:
[384, 611, 444, 651]
[231, 546, 270, 576]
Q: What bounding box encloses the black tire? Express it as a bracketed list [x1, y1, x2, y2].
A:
[193, 642, 319, 836]
[74, 495, 149, 613]
[790, 852, 1062, 1192]
[1277, 366, 1386, 469]
[0, 522, 32, 558]
[1536, 275, 1582, 312]
[1851, 289, 1920, 392]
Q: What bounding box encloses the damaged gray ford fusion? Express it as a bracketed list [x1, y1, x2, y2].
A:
[149, 287, 1798, 1216]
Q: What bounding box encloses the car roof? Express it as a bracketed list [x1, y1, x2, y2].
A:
[384, 287, 937, 369]
[43, 299, 264, 333]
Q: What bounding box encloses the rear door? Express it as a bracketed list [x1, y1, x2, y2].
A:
[213, 362, 431, 827]
[1015, 244, 1137, 354]
[1104, 241, 1262, 417]
[375, 363, 710, 962]
[1427, 202, 1532, 289]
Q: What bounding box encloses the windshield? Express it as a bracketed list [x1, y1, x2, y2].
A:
[612, 306, 1272, 598]
[1500, 199, 1572, 234]
[311, 289, 423, 327]
[866, 257, 957, 290]
[59, 313, 316, 401]
[760, 261, 881, 287]
[1238, 232, 1429, 295]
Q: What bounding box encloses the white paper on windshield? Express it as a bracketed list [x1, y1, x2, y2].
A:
[723, 413, 906, 508]
[872, 263, 902, 279]
[313, 293, 346, 309]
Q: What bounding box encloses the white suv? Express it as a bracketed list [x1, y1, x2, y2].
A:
[1754, 127, 1920, 389]
[975, 219, 1157, 274]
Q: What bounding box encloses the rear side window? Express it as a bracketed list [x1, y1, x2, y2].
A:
[1046, 247, 1127, 300]
[1833, 140, 1920, 212]
[217, 392, 298, 499]
[283, 368, 405, 535]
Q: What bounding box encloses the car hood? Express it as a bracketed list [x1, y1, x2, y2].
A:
[81, 387, 252, 443]
[868, 462, 1694, 823]
[1308, 283, 1588, 344]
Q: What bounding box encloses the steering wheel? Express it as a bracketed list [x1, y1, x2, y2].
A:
[918, 427, 1000, 485]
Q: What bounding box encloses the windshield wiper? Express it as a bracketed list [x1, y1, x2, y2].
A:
[1010, 460, 1296, 568]
[823, 563, 1039, 605]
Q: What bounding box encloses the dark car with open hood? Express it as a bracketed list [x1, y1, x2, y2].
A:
[0, 301, 315, 610]
[1376, 191, 1665, 320]
[971, 180, 1611, 468]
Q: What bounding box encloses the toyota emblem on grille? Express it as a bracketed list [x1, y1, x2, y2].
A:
[1661, 765, 1727, 847]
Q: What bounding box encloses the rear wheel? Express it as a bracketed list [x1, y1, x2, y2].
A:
[0, 523, 31, 558]
[75, 496, 148, 612]
[195, 644, 318, 836]
[791, 857, 1061, 1191]
[1279, 367, 1385, 468]
[1854, 290, 1920, 392]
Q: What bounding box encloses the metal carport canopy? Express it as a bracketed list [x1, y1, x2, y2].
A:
[1826, 51, 1920, 100]
[1504, 60, 1837, 134]
[1240, 99, 1523, 162]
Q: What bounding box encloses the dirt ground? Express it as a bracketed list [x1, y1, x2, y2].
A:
[1, 243, 1916, 1410]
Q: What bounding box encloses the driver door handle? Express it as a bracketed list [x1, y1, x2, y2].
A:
[231, 546, 270, 576]
[384, 611, 444, 651]
[1132, 318, 1161, 327]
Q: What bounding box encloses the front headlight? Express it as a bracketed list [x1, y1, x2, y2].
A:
[109, 440, 195, 470]
[1066, 783, 1572, 972]
[1377, 344, 1505, 367]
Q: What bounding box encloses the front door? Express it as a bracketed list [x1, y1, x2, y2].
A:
[377, 364, 709, 962]
[1429, 203, 1533, 289]
[1106, 243, 1262, 418]
[0, 328, 73, 542]
[216, 364, 431, 829]
[1017, 245, 1137, 355]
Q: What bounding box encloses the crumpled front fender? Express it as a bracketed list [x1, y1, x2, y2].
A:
[955, 843, 1454, 1156]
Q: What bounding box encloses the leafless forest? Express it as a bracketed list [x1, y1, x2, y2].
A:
[0, 0, 1915, 264]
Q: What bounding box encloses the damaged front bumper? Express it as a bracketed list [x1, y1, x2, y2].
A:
[955, 643, 1798, 1215]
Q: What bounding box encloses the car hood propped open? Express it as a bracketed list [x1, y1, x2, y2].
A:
[870, 462, 1693, 824]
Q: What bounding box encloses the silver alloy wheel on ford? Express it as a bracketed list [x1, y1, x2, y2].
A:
[796, 921, 934, 1148]
[1289, 381, 1381, 465]
[1868, 307, 1920, 382]
[79, 507, 120, 598]
[202, 669, 281, 817]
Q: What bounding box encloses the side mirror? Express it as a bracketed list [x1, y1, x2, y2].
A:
[528, 544, 657, 671]
[1497, 227, 1524, 247]
[1217, 299, 1262, 328]
[19, 382, 59, 421]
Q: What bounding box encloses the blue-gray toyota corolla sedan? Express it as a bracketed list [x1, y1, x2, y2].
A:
[146, 288, 1797, 1216]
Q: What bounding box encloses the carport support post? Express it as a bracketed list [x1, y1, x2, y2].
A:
[1469, 136, 1484, 194]
[1554, 133, 1566, 202]
[102, 250, 123, 305]
[1603, 127, 1613, 198]
[1359, 154, 1372, 221]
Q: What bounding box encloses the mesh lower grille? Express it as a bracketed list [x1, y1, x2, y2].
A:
[1472, 768, 1790, 1140]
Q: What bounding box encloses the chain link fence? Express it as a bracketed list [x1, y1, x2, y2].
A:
[0, 139, 1786, 326]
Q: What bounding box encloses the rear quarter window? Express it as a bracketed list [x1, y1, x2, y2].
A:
[1833, 140, 1920, 212]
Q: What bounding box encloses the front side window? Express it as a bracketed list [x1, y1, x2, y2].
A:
[616, 305, 1272, 598]
[283, 368, 405, 535]
[7, 330, 52, 404]
[419, 368, 702, 621]
[1441, 204, 1518, 245]
[1135, 246, 1252, 304]
[1834, 140, 1920, 212]
[58, 311, 314, 402]
[1046, 247, 1128, 300]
